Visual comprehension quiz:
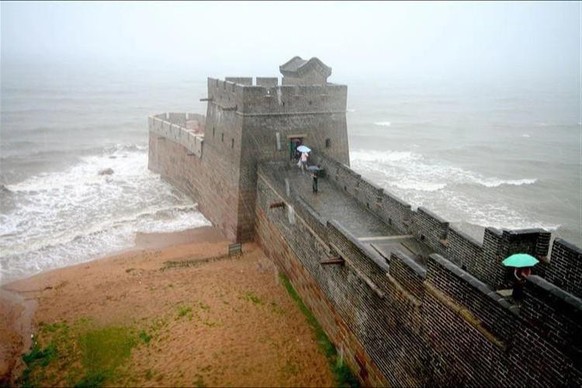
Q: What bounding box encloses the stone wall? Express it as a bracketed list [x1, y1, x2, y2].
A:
[545, 239, 582, 298]
[149, 113, 204, 158]
[253, 162, 582, 387]
[148, 111, 243, 242]
[186, 77, 350, 242]
[312, 153, 572, 292]
[206, 78, 350, 165]
[149, 74, 350, 243]
[149, 75, 582, 387]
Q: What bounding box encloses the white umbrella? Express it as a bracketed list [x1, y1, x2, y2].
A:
[297, 145, 311, 153]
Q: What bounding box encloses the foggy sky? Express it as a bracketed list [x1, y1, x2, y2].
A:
[1, 1, 580, 81]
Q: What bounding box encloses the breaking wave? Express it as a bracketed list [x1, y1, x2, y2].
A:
[374, 121, 392, 127]
[0, 145, 209, 285]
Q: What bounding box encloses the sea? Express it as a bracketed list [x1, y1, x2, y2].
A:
[1, 61, 580, 285]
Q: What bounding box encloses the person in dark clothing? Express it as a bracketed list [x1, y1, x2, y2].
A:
[512, 267, 532, 301]
[311, 165, 320, 193]
[312, 172, 318, 193]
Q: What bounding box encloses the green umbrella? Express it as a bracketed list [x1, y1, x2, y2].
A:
[502, 253, 539, 268]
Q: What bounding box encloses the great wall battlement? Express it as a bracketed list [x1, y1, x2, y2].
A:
[254, 161, 581, 387]
[148, 57, 582, 386]
[208, 77, 348, 116]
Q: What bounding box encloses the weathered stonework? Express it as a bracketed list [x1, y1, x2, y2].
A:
[148, 57, 582, 386]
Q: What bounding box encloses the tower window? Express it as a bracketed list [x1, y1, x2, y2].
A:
[231, 139, 235, 148]
[221, 133, 224, 142]
[325, 138, 331, 148]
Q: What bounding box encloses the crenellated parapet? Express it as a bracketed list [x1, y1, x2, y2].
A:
[544, 239, 582, 298]
[148, 112, 205, 158]
[149, 57, 581, 386]
[254, 161, 582, 386]
[313, 152, 578, 293]
[206, 77, 347, 116]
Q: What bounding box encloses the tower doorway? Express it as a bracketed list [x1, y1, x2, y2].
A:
[288, 135, 306, 161]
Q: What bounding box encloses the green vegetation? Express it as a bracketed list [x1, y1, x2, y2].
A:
[138, 330, 152, 344]
[20, 319, 143, 388]
[280, 274, 359, 388]
[177, 304, 193, 320]
[243, 291, 263, 305]
[193, 373, 206, 388]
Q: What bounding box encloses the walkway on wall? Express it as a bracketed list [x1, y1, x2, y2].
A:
[281, 166, 433, 269]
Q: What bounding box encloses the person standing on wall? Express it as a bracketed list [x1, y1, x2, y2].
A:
[311, 165, 320, 193]
[300, 151, 308, 173]
[512, 267, 532, 301]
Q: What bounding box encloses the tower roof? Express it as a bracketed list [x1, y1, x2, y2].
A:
[279, 56, 332, 78]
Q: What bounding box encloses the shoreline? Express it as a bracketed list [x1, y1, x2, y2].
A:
[0, 226, 225, 384]
[0, 226, 334, 386]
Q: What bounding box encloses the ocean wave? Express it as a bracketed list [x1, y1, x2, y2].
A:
[6, 146, 149, 193]
[471, 178, 537, 188]
[0, 204, 208, 258]
[440, 194, 562, 233]
[0, 147, 209, 284]
[0, 205, 209, 285]
[351, 149, 421, 163]
[374, 121, 391, 127]
[103, 143, 148, 154]
[350, 149, 538, 194]
[391, 181, 447, 192]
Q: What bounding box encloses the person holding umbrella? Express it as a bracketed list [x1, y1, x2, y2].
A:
[502, 253, 539, 301]
[297, 145, 311, 173]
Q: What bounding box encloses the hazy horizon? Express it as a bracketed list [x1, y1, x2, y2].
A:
[2, 1, 580, 83]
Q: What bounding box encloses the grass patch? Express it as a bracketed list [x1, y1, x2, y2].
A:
[22, 340, 57, 368]
[280, 274, 359, 388]
[177, 305, 193, 320]
[243, 291, 263, 305]
[139, 330, 152, 344]
[20, 319, 141, 388]
[193, 373, 206, 388]
[77, 325, 137, 386]
[281, 361, 299, 377]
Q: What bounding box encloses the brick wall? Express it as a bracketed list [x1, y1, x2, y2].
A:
[545, 239, 582, 298]
[149, 73, 582, 387]
[253, 163, 582, 387]
[410, 207, 449, 256]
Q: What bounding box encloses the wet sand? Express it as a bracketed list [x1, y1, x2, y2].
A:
[0, 227, 334, 386]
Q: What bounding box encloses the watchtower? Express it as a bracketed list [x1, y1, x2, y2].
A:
[195, 57, 349, 242]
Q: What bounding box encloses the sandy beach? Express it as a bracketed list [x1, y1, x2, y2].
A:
[0, 227, 335, 387]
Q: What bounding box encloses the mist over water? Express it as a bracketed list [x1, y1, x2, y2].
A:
[347, 75, 580, 244]
[1, 61, 580, 285]
[0, 63, 211, 285]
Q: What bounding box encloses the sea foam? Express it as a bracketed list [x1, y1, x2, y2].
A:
[0, 145, 209, 285]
